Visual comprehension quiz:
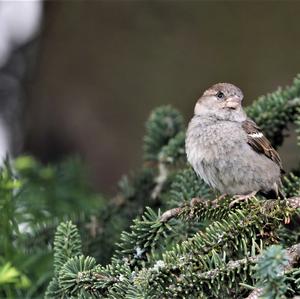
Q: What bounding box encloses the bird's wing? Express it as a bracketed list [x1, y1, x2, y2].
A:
[242, 118, 284, 172]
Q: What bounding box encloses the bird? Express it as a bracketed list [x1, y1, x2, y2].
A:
[185, 83, 284, 205]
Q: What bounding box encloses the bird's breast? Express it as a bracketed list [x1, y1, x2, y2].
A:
[186, 119, 243, 161]
[185, 118, 246, 187]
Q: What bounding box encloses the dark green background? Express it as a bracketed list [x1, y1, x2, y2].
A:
[25, 1, 300, 193]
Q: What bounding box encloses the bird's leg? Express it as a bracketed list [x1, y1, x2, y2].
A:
[229, 191, 257, 208]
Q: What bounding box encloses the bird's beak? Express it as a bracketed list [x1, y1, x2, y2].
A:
[224, 96, 241, 110]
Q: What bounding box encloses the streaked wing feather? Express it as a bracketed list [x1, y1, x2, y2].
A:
[242, 119, 283, 172]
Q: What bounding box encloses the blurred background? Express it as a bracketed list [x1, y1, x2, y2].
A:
[3, 1, 300, 194]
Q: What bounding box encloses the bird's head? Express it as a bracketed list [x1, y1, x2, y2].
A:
[194, 83, 246, 122]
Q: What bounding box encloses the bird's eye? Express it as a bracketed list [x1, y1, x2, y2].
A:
[216, 91, 225, 99]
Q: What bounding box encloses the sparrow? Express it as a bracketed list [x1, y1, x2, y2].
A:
[185, 83, 284, 203]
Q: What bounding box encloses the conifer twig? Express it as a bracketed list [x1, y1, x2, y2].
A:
[245, 243, 300, 299]
[151, 161, 168, 200]
[160, 196, 300, 223]
[160, 207, 182, 222]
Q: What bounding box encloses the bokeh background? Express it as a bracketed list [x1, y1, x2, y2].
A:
[20, 1, 300, 194]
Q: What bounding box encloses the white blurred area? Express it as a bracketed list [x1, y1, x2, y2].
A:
[0, 0, 42, 68]
[0, 0, 42, 163]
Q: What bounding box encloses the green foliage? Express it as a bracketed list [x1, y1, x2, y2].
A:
[143, 105, 184, 162]
[0, 261, 30, 288]
[290, 267, 300, 295]
[135, 199, 293, 298]
[15, 156, 101, 217]
[53, 221, 82, 275]
[246, 74, 300, 147]
[59, 256, 97, 296]
[85, 167, 157, 265]
[46, 198, 300, 298]
[0, 156, 108, 298]
[115, 207, 174, 268]
[45, 278, 65, 299]
[165, 167, 213, 208]
[1, 75, 300, 298]
[159, 131, 186, 165]
[44, 74, 300, 299]
[283, 173, 300, 197]
[254, 245, 289, 299]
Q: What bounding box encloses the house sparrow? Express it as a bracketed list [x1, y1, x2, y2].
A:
[185, 83, 284, 203]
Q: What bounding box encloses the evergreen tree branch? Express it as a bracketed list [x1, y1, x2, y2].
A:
[159, 131, 186, 165]
[44, 75, 300, 298]
[44, 198, 300, 298]
[134, 197, 300, 297]
[160, 207, 182, 222]
[150, 161, 169, 200]
[245, 243, 300, 299]
[53, 221, 82, 275]
[160, 196, 227, 222]
[164, 167, 213, 208]
[161, 196, 300, 223]
[114, 207, 175, 268]
[246, 74, 300, 147]
[143, 106, 184, 162]
[283, 173, 300, 198]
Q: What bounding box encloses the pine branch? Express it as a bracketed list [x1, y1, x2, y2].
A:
[246, 74, 300, 147]
[150, 161, 169, 200]
[160, 207, 182, 222]
[283, 173, 300, 198]
[143, 106, 184, 162]
[245, 244, 300, 299]
[164, 167, 213, 208]
[53, 221, 82, 275]
[45, 277, 66, 299]
[45, 221, 83, 298]
[134, 197, 300, 297]
[134, 238, 259, 298]
[43, 75, 300, 298]
[290, 268, 300, 295]
[159, 131, 186, 165]
[136, 243, 300, 299]
[58, 255, 97, 297]
[114, 207, 174, 268]
[105, 262, 145, 299]
[50, 258, 133, 298]
[161, 195, 300, 224]
[160, 195, 230, 222]
[45, 196, 300, 298]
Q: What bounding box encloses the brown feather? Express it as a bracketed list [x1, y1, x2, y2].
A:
[242, 119, 284, 173]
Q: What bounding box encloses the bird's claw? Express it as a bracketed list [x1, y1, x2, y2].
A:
[284, 216, 291, 224]
[229, 191, 257, 208]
